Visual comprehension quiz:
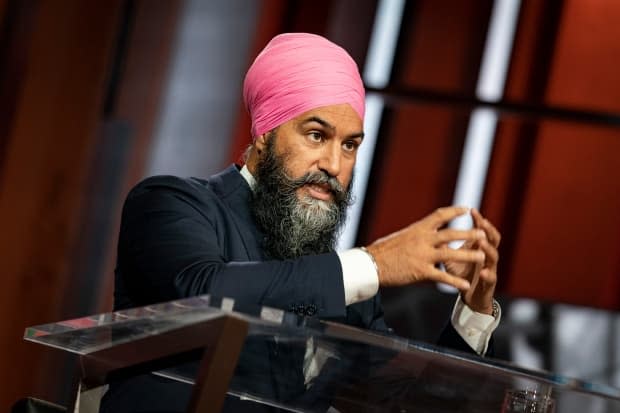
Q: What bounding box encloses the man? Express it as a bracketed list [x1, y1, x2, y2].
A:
[101, 33, 500, 412]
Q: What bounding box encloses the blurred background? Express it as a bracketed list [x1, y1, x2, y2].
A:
[1, 0, 620, 410]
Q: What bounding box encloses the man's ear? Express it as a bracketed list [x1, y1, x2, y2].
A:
[254, 133, 268, 154]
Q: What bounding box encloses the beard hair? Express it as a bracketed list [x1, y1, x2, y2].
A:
[250, 134, 353, 260]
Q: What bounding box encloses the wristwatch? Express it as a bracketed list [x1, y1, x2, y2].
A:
[491, 300, 501, 319]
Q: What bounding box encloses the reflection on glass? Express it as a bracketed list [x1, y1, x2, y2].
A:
[502, 388, 555, 413]
[23, 295, 620, 412]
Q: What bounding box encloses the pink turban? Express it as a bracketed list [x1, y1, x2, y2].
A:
[243, 33, 365, 138]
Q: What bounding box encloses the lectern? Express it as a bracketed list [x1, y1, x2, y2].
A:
[24, 295, 620, 412]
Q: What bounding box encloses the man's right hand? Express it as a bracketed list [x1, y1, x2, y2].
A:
[365, 207, 487, 291]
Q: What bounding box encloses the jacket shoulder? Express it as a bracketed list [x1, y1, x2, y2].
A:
[128, 175, 209, 198]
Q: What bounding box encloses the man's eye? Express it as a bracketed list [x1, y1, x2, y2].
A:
[308, 132, 323, 142]
[343, 141, 359, 152]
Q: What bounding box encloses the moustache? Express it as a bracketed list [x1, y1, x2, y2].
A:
[287, 172, 348, 203]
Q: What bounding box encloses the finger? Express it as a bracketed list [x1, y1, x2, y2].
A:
[471, 208, 484, 229]
[425, 206, 469, 229]
[478, 268, 498, 287]
[479, 239, 499, 267]
[427, 267, 471, 290]
[484, 219, 501, 247]
[473, 209, 501, 247]
[478, 218, 501, 247]
[459, 239, 477, 250]
[434, 228, 486, 245]
[435, 247, 485, 264]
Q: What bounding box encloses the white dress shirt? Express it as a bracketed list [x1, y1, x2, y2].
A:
[240, 165, 500, 354]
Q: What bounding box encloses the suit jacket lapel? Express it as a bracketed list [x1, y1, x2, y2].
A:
[207, 165, 266, 261]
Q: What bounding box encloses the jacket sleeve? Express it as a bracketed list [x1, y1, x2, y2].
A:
[115, 178, 347, 319]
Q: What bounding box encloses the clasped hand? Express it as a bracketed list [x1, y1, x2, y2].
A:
[365, 207, 500, 315]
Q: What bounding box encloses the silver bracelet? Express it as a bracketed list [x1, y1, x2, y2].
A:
[359, 246, 380, 276]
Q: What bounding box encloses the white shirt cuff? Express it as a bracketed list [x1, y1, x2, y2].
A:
[451, 295, 501, 355]
[337, 249, 379, 306]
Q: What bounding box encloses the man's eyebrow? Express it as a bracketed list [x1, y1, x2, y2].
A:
[302, 116, 335, 131]
[301, 116, 365, 139]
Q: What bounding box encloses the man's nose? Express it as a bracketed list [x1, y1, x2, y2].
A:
[318, 143, 341, 178]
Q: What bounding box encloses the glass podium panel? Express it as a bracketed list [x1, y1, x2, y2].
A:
[26, 295, 620, 412]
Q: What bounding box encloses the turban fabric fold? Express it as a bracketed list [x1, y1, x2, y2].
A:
[243, 33, 365, 138]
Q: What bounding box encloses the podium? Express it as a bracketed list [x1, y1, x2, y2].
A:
[24, 295, 620, 412]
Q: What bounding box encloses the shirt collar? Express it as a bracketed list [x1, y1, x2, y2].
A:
[240, 164, 257, 191]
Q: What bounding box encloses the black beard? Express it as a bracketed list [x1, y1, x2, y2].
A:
[250, 136, 353, 260]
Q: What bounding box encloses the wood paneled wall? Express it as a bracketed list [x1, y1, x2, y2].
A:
[0, 1, 124, 407]
[0, 0, 181, 408]
[483, 0, 620, 307]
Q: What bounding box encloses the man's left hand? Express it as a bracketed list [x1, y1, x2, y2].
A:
[444, 209, 500, 315]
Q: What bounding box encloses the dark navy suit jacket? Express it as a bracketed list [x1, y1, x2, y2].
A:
[100, 165, 479, 413]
